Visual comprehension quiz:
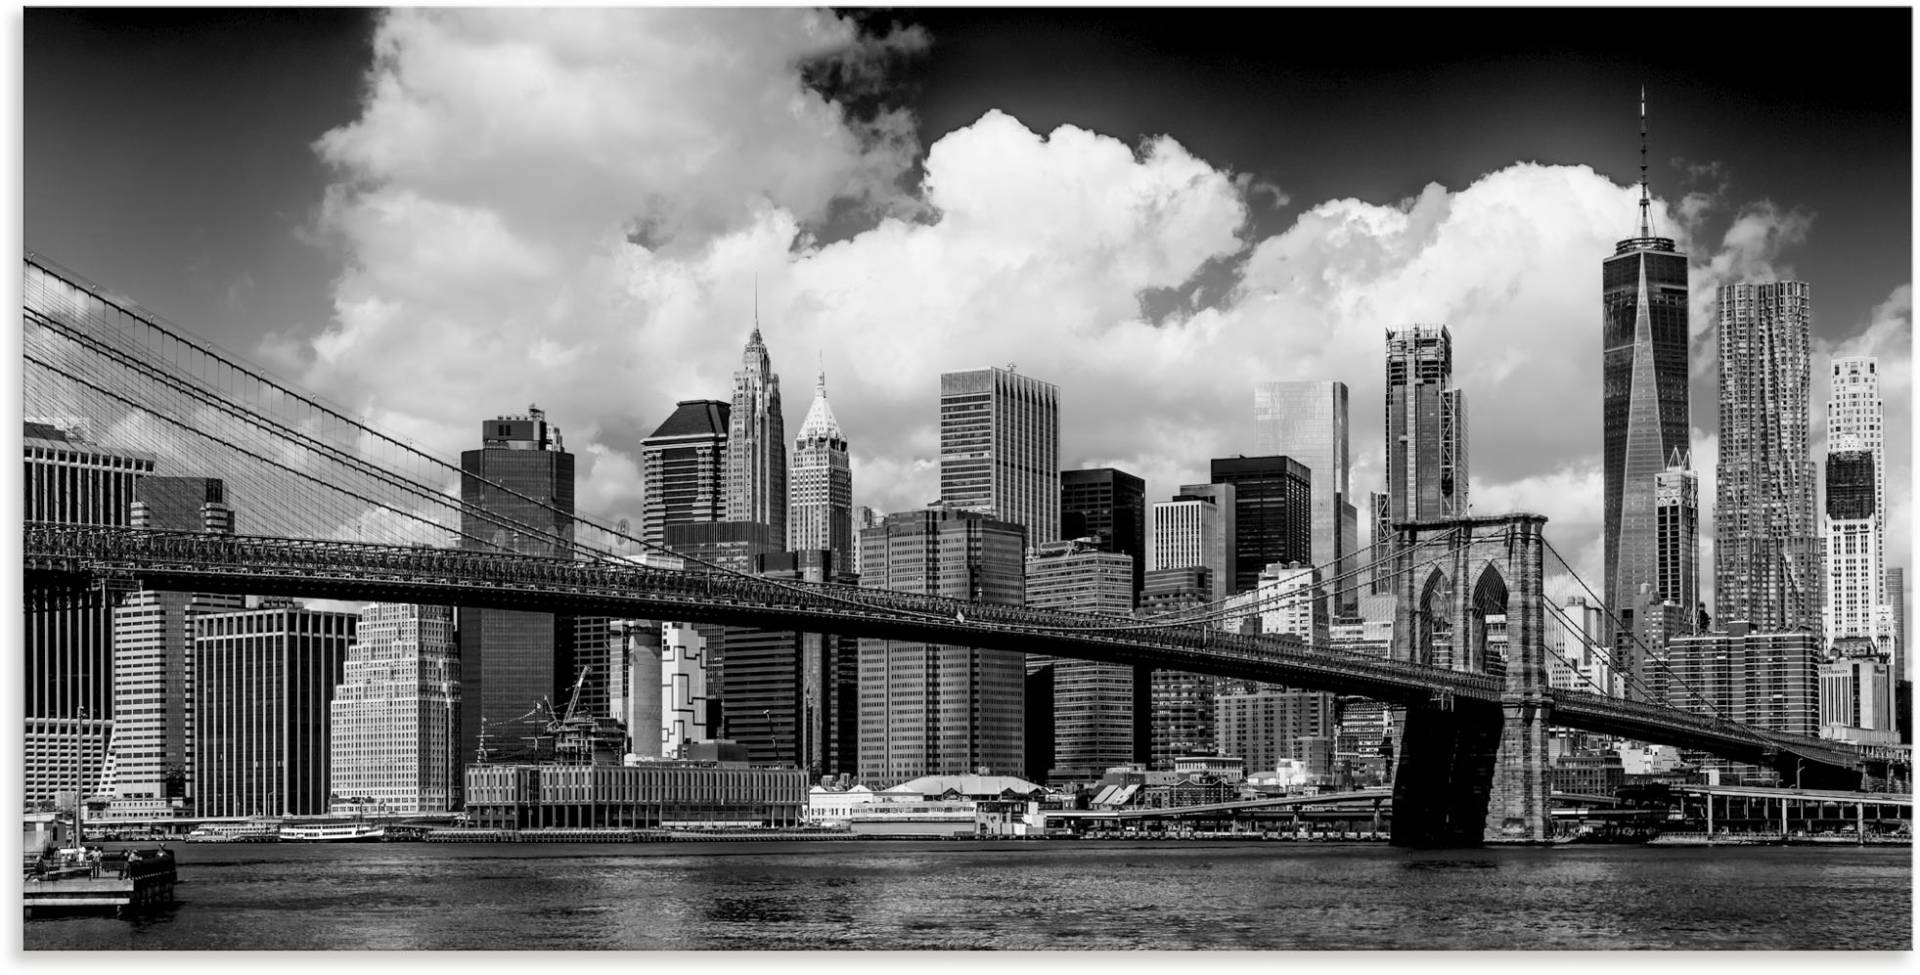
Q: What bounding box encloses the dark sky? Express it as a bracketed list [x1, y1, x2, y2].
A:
[25, 7, 1909, 350]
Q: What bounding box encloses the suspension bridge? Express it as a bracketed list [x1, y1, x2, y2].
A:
[20, 254, 1902, 847]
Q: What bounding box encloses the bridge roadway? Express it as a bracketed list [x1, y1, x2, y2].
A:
[22, 524, 1877, 773]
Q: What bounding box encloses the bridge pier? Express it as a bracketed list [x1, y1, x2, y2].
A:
[1388, 701, 1502, 847]
[1483, 698, 1552, 842]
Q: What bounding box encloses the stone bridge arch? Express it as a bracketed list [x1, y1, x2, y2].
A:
[1386, 513, 1550, 846]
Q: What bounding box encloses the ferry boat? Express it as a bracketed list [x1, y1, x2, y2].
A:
[278, 821, 386, 843]
[185, 820, 283, 843]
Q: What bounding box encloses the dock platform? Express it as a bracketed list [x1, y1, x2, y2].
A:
[23, 849, 177, 917]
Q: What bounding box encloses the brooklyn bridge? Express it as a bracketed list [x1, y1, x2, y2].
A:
[21, 254, 1902, 847]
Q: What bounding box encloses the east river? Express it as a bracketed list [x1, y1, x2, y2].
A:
[22, 840, 1913, 950]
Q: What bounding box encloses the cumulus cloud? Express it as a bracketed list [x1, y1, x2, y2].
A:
[289, 9, 1906, 613]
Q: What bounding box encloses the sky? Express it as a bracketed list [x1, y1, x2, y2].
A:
[21, 6, 1915, 612]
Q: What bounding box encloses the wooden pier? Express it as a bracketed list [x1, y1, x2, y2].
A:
[24, 849, 176, 917]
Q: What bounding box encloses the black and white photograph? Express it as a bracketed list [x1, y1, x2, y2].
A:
[16, 4, 1914, 953]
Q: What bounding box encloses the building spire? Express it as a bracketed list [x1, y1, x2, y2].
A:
[1638, 85, 1652, 238]
[752, 273, 761, 343]
[817, 350, 826, 394]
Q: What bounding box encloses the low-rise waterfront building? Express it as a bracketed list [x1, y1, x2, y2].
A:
[464, 761, 807, 829]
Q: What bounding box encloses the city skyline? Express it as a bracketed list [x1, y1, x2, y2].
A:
[22, 8, 1912, 612]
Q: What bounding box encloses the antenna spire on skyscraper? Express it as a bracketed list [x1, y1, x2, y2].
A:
[1638, 86, 1652, 239]
[752, 273, 761, 342]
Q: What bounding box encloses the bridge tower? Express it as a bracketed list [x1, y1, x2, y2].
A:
[1387, 513, 1551, 846]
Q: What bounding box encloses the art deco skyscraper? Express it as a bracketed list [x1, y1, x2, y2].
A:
[1603, 90, 1692, 630]
[1824, 440, 1880, 649]
[1716, 281, 1820, 633]
[1255, 381, 1358, 614]
[328, 603, 460, 815]
[940, 366, 1060, 549]
[787, 367, 852, 560]
[1384, 326, 1468, 524]
[727, 324, 786, 540]
[1827, 355, 1887, 645]
[458, 407, 574, 772]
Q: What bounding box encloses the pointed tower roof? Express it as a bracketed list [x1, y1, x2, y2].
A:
[797, 365, 843, 442]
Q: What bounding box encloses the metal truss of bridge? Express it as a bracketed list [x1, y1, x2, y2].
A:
[20, 254, 1901, 849]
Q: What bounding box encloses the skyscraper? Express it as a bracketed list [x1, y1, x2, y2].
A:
[1141, 567, 1218, 767]
[858, 507, 1026, 786]
[1149, 487, 1234, 604]
[1254, 381, 1358, 613]
[641, 400, 730, 550]
[328, 603, 460, 814]
[1827, 355, 1886, 577]
[1602, 91, 1693, 634]
[788, 368, 852, 560]
[1025, 540, 1141, 781]
[727, 325, 786, 541]
[458, 408, 574, 772]
[1210, 456, 1312, 596]
[1887, 567, 1907, 682]
[939, 366, 1060, 548]
[1384, 325, 1468, 525]
[1715, 282, 1820, 633]
[1060, 467, 1148, 604]
[1654, 465, 1699, 633]
[24, 420, 155, 808]
[1824, 441, 1880, 650]
[108, 477, 244, 818]
[194, 604, 357, 817]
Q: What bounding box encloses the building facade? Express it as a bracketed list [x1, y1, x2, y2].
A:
[858, 507, 1027, 786]
[1664, 622, 1820, 738]
[1384, 326, 1468, 524]
[641, 399, 730, 549]
[1827, 355, 1886, 589]
[457, 408, 574, 774]
[1254, 380, 1358, 614]
[939, 366, 1060, 549]
[661, 622, 710, 758]
[1215, 689, 1337, 781]
[24, 420, 156, 807]
[107, 477, 244, 818]
[1601, 142, 1692, 642]
[1825, 443, 1882, 651]
[1715, 282, 1820, 633]
[1210, 456, 1312, 595]
[328, 603, 460, 815]
[1888, 567, 1907, 682]
[727, 326, 787, 542]
[1149, 489, 1234, 604]
[788, 369, 853, 561]
[1142, 567, 1219, 768]
[1060, 467, 1148, 604]
[194, 605, 358, 818]
[1818, 653, 1897, 745]
[1025, 541, 1141, 782]
[1653, 465, 1699, 633]
[465, 762, 807, 829]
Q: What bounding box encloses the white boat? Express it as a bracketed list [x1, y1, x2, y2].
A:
[186, 820, 283, 843]
[278, 821, 386, 843]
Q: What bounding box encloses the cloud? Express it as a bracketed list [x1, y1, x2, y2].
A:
[289, 9, 1905, 620]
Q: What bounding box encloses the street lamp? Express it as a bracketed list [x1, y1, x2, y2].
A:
[1795, 758, 1806, 791]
